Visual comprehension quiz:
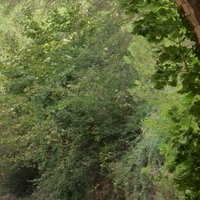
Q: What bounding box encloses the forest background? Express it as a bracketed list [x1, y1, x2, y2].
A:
[0, 0, 199, 200]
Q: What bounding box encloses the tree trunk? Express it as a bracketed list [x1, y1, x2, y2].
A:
[174, 0, 200, 45]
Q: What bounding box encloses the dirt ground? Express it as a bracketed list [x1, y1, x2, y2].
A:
[0, 195, 30, 200]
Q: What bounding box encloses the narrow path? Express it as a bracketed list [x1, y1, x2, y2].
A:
[0, 195, 30, 200]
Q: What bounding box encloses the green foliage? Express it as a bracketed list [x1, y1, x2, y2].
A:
[113, 36, 181, 200]
[113, 135, 164, 200]
[118, 0, 200, 199]
[0, 1, 148, 199]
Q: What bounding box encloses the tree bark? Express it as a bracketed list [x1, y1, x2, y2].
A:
[174, 0, 200, 45]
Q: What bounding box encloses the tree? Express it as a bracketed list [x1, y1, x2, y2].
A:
[0, 1, 147, 199]
[118, 0, 200, 199]
[174, 0, 200, 47]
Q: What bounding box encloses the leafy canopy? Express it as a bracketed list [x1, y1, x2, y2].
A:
[118, 0, 200, 199]
[0, 1, 147, 199]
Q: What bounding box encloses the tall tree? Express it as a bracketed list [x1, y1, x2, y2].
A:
[174, 0, 200, 47]
[0, 1, 146, 199]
